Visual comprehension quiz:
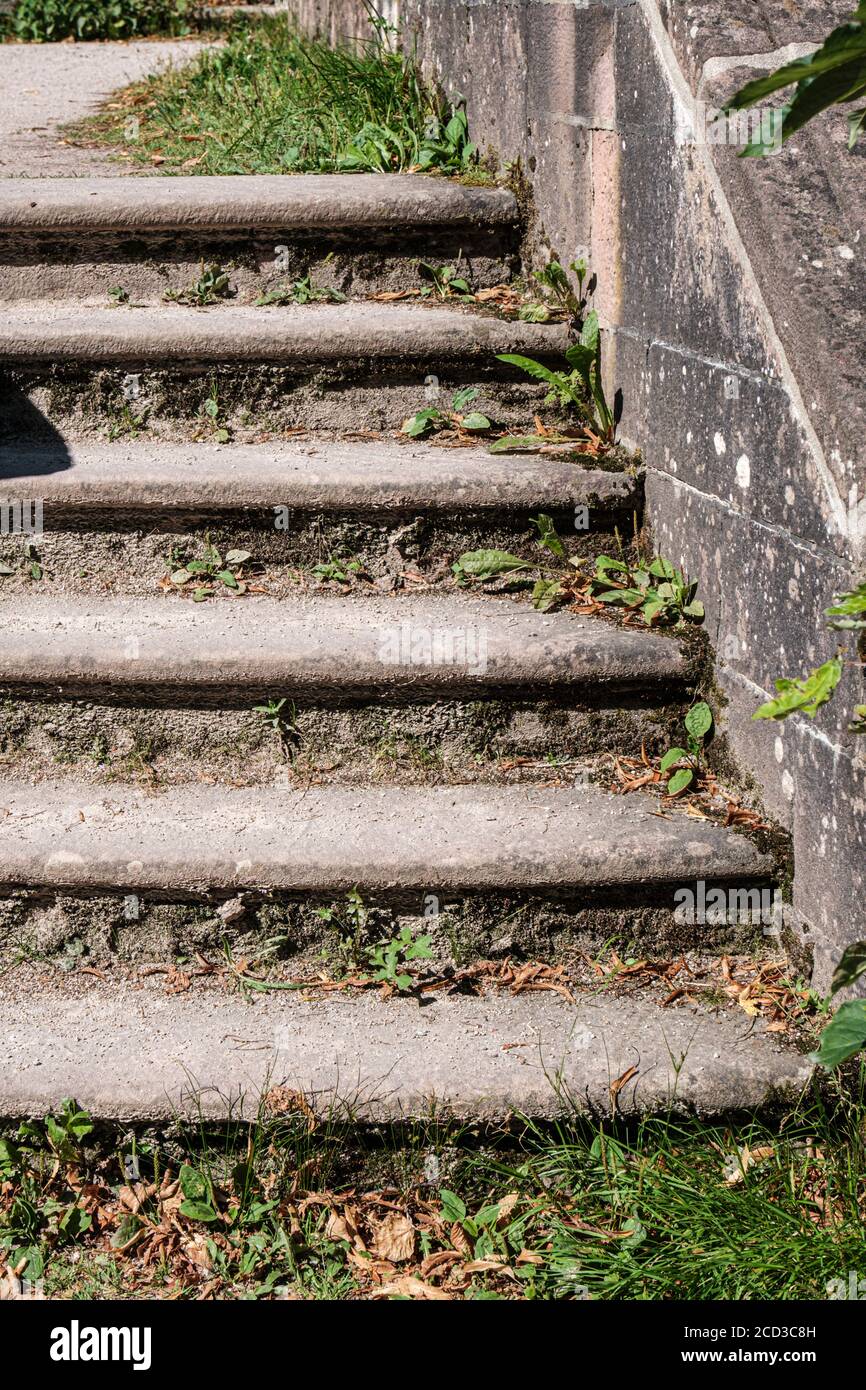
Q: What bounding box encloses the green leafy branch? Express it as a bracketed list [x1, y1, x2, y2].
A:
[811, 941, 866, 1069]
[754, 582, 865, 732]
[724, 2, 866, 152]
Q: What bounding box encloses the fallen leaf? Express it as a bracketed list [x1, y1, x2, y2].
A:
[371, 1211, 416, 1263]
[377, 1275, 452, 1300]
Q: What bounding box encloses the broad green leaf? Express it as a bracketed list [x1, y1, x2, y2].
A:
[826, 582, 866, 629]
[459, 412, 491, 432]
[648, 556, 677, 580]
[179, 1199, 219, 1223]
[454, 549, 529, 580]
[495, 353, 568, 391]
[111, 1213, 141, 1249]
[579, 309, 600, 354]
[451, 386, 478, 411]
[402, 409, 440, 438]
[532, 578, 564, 612]
[179, 1163, 208, 1201]
[531, 513, 566, 558]
[685, 701, 713, 741]
[667, 768, 694, 796]
[725, 23, 866, 109]
[776, 60, 866, 144]
[225, 549, 251, 567]
[487, 434, 549, 454]
[811, 999, 866, 1069]
[595, 556, 630, 575]
[594, 589, 650, 606]
[753, 658, 843, 720]
[439, 1188, 467, 1223]
[830, 941, 866, 995]
[659, 747, 688, 774]
[518, 303, 551, 322]
[595, 587, 646, 605]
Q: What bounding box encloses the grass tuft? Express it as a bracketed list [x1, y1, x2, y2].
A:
[70, 15, 478, 178]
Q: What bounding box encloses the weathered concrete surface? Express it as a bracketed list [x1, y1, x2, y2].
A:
[0, 979, 810, 1120]
[0, 592, 687, 693]
[0, 40, 211, 178]
[0, 301, 568, 363]
[283, 0, 865, 990]
[0, 779, 771, 895]
[0, 438, 637, 514]
[0, 174, 517, 230]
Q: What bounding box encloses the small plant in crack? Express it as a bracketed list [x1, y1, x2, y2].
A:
[365, 925, 433, 993]
[452, 517, 705, 626]
[659, 701, 714, 797]
[194, 382, 230, 442]
[311, 555, 365, 585]
[521, 256, 591, 323]
[106, 403, 149, 441]
[590, 553, 705, 627]
[417, 261, 474, 302]
[255, 272, 347, 306]
[163, 538, 255, 602]
[253, 697, 301, 758]
[316, 888, 370, 978]
[402, 386, 491, 440]
[164, 263, 235, 307]
[497, 310, 614, 444]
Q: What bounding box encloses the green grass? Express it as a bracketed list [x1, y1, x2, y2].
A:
[2, 1078, 865, 1300]
[71, 15, 478, 178]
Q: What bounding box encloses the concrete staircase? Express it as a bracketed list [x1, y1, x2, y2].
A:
[0, 174, 810, 1122]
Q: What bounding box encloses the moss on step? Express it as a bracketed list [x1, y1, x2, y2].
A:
[0, 692, 684, 786]
[0, 364, 568, 440]
[0, 887, 769, 978]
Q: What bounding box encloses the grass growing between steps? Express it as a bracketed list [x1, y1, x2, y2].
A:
[69, 15, 478, 177]
[3, 1081, 865, 1301]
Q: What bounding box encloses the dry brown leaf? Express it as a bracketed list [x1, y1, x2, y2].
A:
[371, 1211, 416, 1263]
[450, 1221, 471, 1256]
[495, 1192, 520, 1227]
[420, 1250, 462, 1279]
[263, 1086, 316, 1130]
[377, 1276, 452, 1300]
[610, 1064, 639, 1112]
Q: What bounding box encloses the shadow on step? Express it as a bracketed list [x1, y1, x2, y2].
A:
[0, 384, 71, 477]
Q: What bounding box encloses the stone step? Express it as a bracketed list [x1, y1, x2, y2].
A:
[0, 592, 688, 698]
[0, 438, 637, 523]
[0, 175, 519, 300]
[0, 303, 568, 437]
[0, 301, 562, 365]
[0, 779, 770, 899]
[0, 978, 810, 1121]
